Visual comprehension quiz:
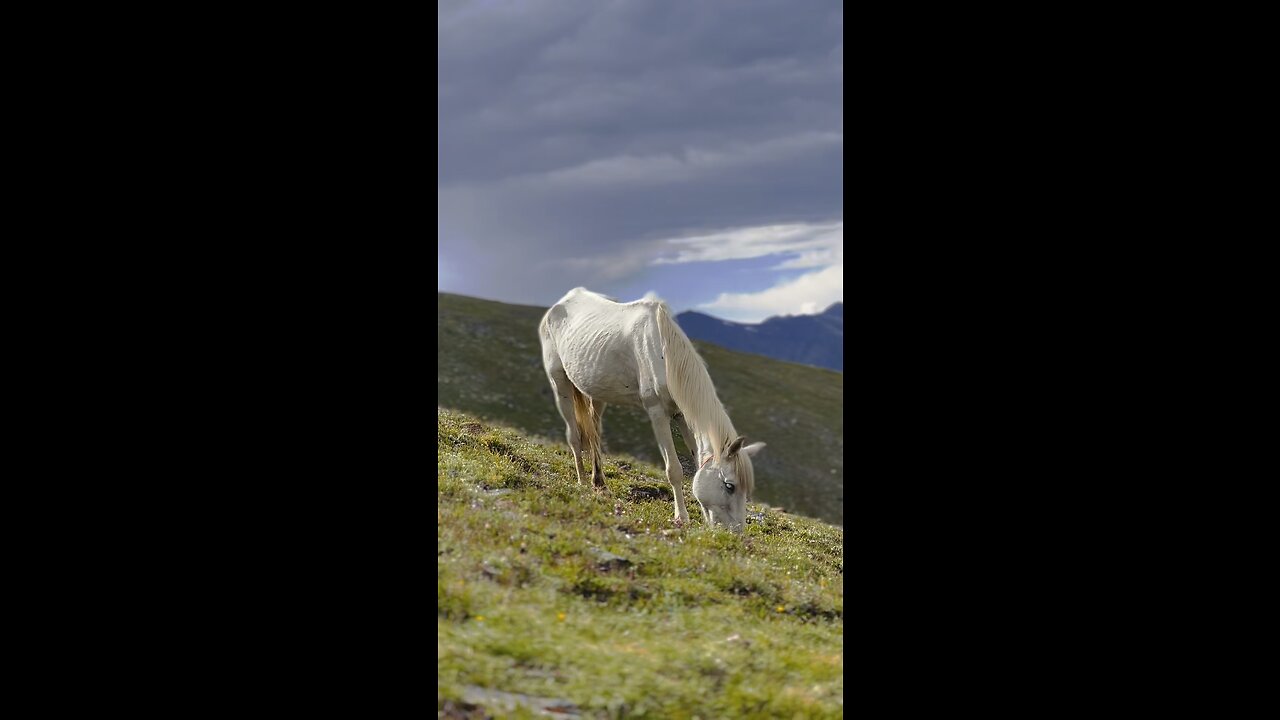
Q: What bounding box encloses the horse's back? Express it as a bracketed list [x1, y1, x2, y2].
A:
[549, 290, 662, 335]
[550, 286, 645, 310]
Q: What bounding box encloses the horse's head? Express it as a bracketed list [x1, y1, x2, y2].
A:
[693, 436, 765, 531]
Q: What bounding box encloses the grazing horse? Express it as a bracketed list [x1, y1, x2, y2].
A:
[539, 287, 765, 529]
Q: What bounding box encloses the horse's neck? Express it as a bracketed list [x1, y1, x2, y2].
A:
[692, 430, 712, 465]
[687, 410, 733, 462]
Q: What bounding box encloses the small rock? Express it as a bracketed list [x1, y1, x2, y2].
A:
[460, 686, 581, 717]
[586, 546, 633, 571]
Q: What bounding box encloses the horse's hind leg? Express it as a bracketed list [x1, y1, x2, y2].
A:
[589, 401, 607, 487]
[546, 366, 588, 485]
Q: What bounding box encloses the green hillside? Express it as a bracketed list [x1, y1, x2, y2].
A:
[438, 408, 844, 718]
[437, 292, 844, 526]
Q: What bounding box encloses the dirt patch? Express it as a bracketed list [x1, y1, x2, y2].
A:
[626, 484, 673, 502]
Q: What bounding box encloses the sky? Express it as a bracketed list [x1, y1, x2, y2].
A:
[438, 0, 842, 323]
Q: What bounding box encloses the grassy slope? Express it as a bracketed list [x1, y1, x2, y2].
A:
[438, 292, 843, 526]
[438, 409, 844, 718]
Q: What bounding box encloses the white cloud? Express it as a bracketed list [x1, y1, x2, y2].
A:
[771, 240, 842, 270]
[652, 220, 841, 265]
[646, 219, 843, 322]
[698, 260, 843, 323]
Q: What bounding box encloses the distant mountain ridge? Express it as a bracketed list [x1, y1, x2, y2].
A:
[676, 303, 843, 371]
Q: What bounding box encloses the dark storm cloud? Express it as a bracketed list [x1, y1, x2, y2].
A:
[438, 0, 843, 305]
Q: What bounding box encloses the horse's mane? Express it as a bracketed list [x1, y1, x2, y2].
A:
[653, 300, 755, 498]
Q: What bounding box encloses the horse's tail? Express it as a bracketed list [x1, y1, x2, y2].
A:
[570, 383, 600, 459]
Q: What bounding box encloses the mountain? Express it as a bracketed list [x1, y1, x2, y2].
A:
[676, 303, 843, 371]
[438, 408, 843, 717]
[438, 292, 843, 525]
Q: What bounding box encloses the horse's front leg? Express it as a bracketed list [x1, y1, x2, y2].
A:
[674, 414, 701, 464]
[646, 405, 689, 525]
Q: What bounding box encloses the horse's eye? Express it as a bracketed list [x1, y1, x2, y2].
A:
[724, 481, 735, 495]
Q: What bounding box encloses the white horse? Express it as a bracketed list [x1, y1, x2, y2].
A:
[539, 287, 765, 529]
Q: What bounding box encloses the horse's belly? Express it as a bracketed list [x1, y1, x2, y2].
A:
[586, 386, 643, 407]
[567, 362, 643, 407]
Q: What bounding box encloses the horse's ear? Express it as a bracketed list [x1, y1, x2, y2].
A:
[726, 436, 746, 457]
[743, 441, 766, 458]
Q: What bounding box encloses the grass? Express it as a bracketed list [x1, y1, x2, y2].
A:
[437, 291, 844, 526]
[438, 408, 844, 719]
